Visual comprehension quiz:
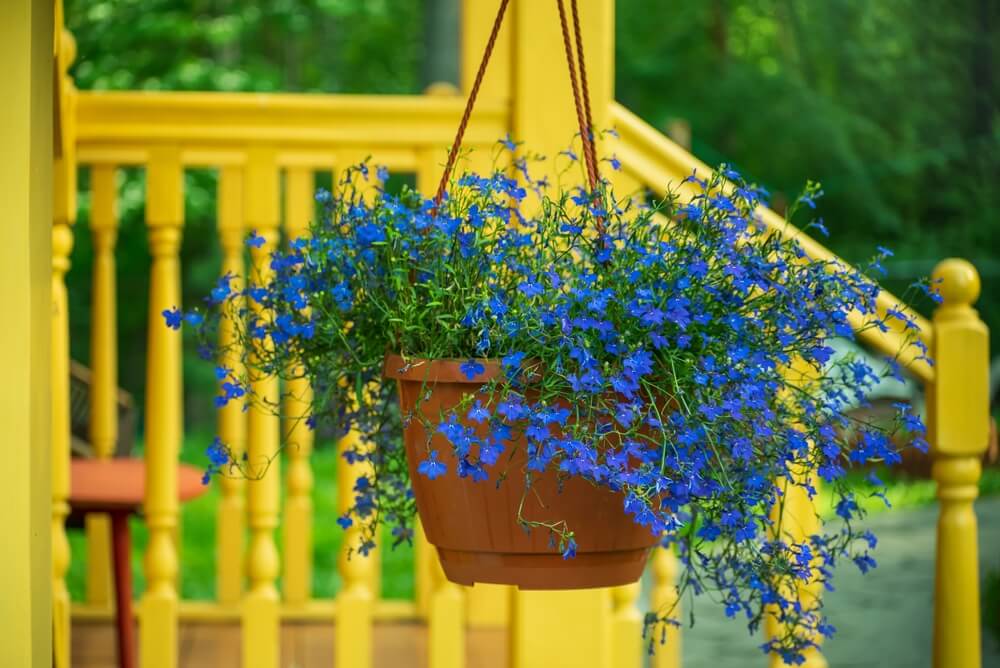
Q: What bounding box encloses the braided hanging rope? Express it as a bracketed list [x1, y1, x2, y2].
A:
[556, 0, 600, 194]
[569, 0, 598, 171]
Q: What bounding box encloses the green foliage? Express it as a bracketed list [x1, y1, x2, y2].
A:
[66, 0, 423, 93]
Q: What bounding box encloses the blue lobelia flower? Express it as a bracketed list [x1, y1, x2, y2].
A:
[206, 437, 229, 467]
[417, 451, 448, 480]
[162, 307, 183, 330]
[459, 359, 485, 380]
[561, 537, 577, 560]
[247, 230, 266, 248]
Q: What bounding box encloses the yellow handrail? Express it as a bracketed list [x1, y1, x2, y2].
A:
[74, 90, 508, 167]
[610, 103, 934, 385]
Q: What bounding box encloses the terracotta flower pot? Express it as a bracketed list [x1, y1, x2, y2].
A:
[384, 354, 659, 590]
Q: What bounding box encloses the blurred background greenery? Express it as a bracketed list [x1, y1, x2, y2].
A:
[63, 0, 999, 431]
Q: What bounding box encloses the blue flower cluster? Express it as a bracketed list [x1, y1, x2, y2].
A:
[174, 139, 933, 662]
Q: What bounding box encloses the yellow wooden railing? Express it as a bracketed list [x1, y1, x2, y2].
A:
[43, 2, 990, 668]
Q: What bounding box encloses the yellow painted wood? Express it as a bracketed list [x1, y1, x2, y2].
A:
[465, 583, 510, 628]
[512, 0, 613, 187]
[610, 583, 643, 667]
[216, 165, 247, 605]
[459, 0, 512, 104]
[459, 0, 511, 102]
[282, 166, 315, 606]
[140, 146, 184, 668]
[511, 0, 577, 189]
[765, 359, 826, 668]
[74, 91, 508, 158]
[510, 589, 611, 668]
[429, 548, 465, 668]
[649, 547, 682, 668]
[242, 148, 282, 668]
[336, 429, 374, 668]
[413, 517, 434, 619]
[765, 472, 826, 668]
[50, 15, 78, 666]
[73, 597, 419, 624]
[0, 2, 54, 663]
[84, 164, 118, 611]
[52, 52, 79, 657]
[51, 211, 73, 668]
[928, 259, 990, 668]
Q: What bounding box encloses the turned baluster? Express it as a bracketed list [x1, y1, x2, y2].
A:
[928, 258, 990, 668]
[336, 429, 375, 668]
[52, 153, 75, 668]
[241, 148, 282, 668]
[282, 165, 316, 606]
[85, 164, 119, 610]
[140, 147, 184, 668]
[216, 165, 247, 605]
[650, 546, 682, 668]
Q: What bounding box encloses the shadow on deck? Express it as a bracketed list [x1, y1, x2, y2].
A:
[72, 621, 507, 668]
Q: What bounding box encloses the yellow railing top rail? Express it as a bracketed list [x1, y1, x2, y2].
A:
[74, 90, 508, 168]
[610, 102, 934, 385]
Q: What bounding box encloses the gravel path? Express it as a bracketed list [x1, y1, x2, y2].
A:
[664, 497, 1000, 667]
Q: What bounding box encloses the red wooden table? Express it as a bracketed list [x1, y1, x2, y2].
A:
[69, 458, 207, 668]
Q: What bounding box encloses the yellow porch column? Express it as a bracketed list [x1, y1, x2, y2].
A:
[503, 2, 621, 666]
[141, 147, 185, 668]
[510, 0, 614, 177]
[610, 583, 643, 666]
[0, 0, 54, 664]
[510, 589, 612, 668]
[216, 166, 247, 605]
[429, 549, 466, 668]
[928, 259, 990, 668]
[85, 164, 119, 611]
[242, 148, 282, 668]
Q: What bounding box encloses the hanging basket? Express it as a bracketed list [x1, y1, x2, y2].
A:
[385, 354, 659, 590]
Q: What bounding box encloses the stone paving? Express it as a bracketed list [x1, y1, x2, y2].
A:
[667, 497, 1000, 668]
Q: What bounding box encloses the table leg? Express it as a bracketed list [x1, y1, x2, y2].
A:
[111, 511, 137, 668]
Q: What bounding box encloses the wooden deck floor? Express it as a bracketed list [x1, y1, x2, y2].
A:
[72, 620, 507, 668]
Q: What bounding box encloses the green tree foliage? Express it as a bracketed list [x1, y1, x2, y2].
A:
[64, 0, 998, 436]
[617, 0, 999, 316]
[67, 0, 422, 93]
